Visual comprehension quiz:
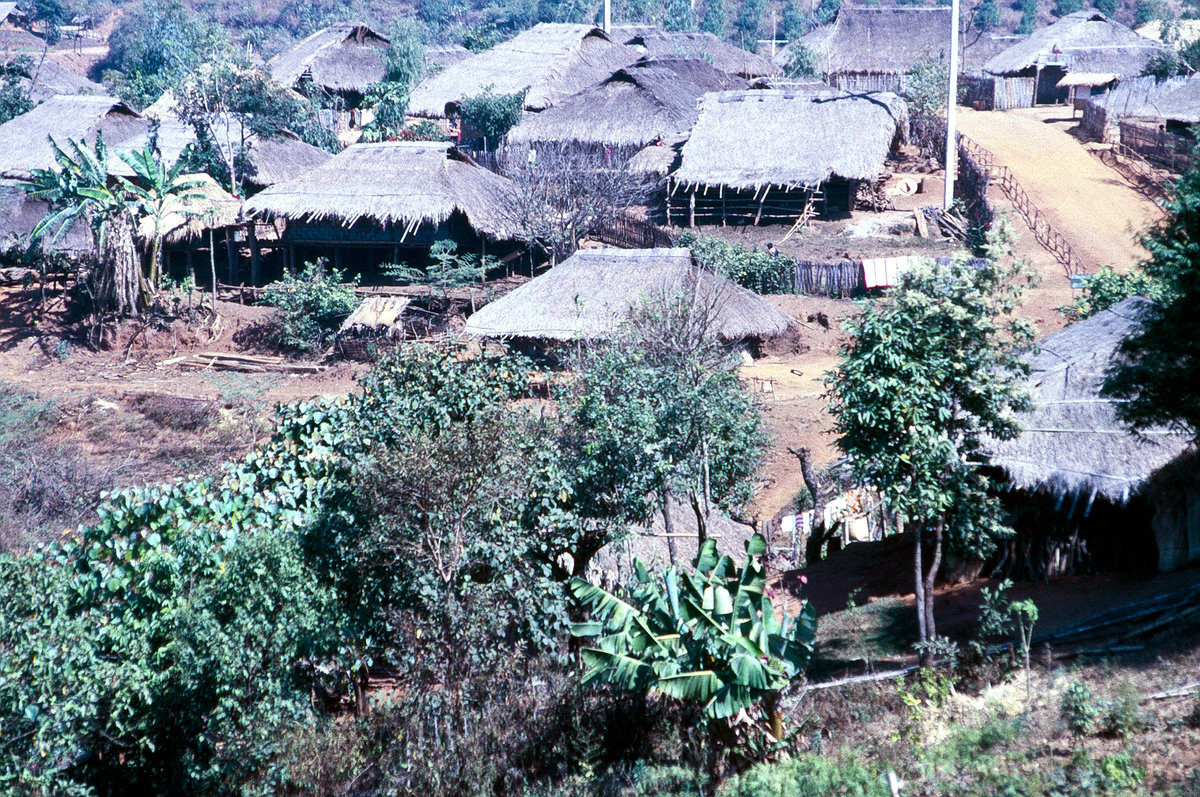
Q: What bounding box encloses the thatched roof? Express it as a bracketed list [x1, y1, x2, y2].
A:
[799, 6, 953, 76]
[425, 43, 471, 69]
[267, 23, 389, 95]
[672, 89, 906, 191]
[407, 24, 639, 118]
[338, 296, 412, 336]
[984, 12, 1166, 77]
[988, 298, 1193, 504]
[1130, 75, 1200, 122]
[241, 130, 333, 190]
[243, 141, 519, 240]
[0, 2, 18, 23]
[0, 26, 43, 51]
[0, 177, 92, 255]
[1057, 71, 1118, 88]
[2, 55, 105, 102]
[504, 57, 746, 149]
[628, 137, 683, 176]
[615, 27, 780, 79]
[137, 173, 241, 245]
[463, 247, 795, 341]
[962, 33, 1028, 73]
[0, 94, 146, 179]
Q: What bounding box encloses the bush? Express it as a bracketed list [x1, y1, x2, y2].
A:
[1061, 680, 1099, 735]
[1102, 680, 1149, 738]
[720, 754, 889, 797]
[459, 86, 525, 149]
[1059, 264, 1164, 322]
[676, 232, 794, 294]
[261, 260, 359, 354]
[129, 393, 217, 432]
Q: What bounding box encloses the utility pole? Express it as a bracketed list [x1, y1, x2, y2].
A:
[603, 0, 610, 33]
[943, 0, 961, 211]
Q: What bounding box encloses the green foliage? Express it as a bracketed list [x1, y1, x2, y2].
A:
[904, 57, 949, 120]
[969, 578, 1015, 659]
[1102, 167, 1200, 441]
[0, 57, 33, 125]
[1016, 0, 1038, 34]
[974, 0, 1002, 30]
[1062, 681, 1099, 735]
[1053, 0, 1083, 16]
[700, 0, 729, 37]
[384, 17, 427, 85]
[571, 534, 816, 731]
[1094, 0, 1119, 15]
[1102, 680, 1148, 738]
[1135, 0, 1167, 26]
[734, 0, 768, 49]
[815, 0, 841, 25]
[1144, 48, 1187, 78]
[460, 86, 526, 148]
[780, 0, 809, 41]
[783, 42, 822, 78]
[1060, 264, 1165, 322]
[719, 754, 888, 797]
[102, 0, 230, 107]
[361, 80, 412, 142]
[676, 232, 796, 294]
[261, 260, 359, 354]
[384, 238, 492, 298]
[665, 0, 695, 31]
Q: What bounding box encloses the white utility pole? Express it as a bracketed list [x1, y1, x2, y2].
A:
[943, 0, 961, 211]
[603, 0, 610, 33]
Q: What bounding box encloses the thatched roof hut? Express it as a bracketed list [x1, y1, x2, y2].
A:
[137, 173, 241, 246]
[267, 23, 389, 99]
[614, 27, 780, 79]
[463, 247, 795, 343]
[1130, 76, 1200, 123]
[962, 33, 1028, 73]
[0, 177, 92, 255]
[672, 89, 906, 193]
[407, 24, 639, 118]
[243, 141, 519, 240]
[989, 298, 1192, 506]
[504, 57, 746, 150]
[2, 55, 105, 103]
[424, 43, 471, 70]
[0, 94, 146, 179]
[0, 2, 18, 24]
[984, 12, 1166, 77]
[795, 6, 953, 89]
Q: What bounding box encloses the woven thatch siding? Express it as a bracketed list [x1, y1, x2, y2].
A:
[0, 95, 146, 179]
[615, 27, 780, 79]
[799, 6, 952, 77]
[988, 298, 1192, 505]
[268, 23, 389, 95]
[984, 12, 1166, 77]
[463, 247, 795, 342]
[672, 89, 906, 191]
[407, 24, 639, 118]
[504, 57, 746, 150]
[0, 177, 92, 255]
[243, 141, 519, 240]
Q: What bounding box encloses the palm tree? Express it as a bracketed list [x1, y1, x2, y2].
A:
[26, 134, 142, 317]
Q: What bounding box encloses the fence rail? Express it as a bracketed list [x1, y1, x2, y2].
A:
[590, 215, 675, 249]
[959, 136, 1079, 276]
[1118, 121, 1193, 174]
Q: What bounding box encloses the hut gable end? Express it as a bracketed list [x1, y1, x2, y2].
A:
[984, 11, 1167, 77]
[267, 23, 390, 95]
[799, 6, 953, 77]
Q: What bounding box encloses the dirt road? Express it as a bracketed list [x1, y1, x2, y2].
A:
[957, 107, 1160, 272]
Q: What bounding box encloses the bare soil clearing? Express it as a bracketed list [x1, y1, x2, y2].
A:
[957, 107, 1161, 272]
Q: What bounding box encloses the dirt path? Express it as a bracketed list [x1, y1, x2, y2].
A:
[957, 107, 1160, 273]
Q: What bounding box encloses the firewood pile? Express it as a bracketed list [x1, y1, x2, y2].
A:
[918, 206, 969, 240]
[158, 352, 327, 374]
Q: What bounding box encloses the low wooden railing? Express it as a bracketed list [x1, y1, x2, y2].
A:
[591, 215, 675, 249]
[960, 135, 1079, 277]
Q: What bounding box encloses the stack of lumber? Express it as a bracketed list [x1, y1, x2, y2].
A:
[160, 352, 327, 374]
[918, 206, 968, 240]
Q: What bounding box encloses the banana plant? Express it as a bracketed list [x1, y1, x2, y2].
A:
[569, 533, 816, 740]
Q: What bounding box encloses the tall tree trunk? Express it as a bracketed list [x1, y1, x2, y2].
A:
[662, 481, 678, 566]
[790, 446, 832, 564]
[924, 516, 944, 644]
[914, 522, 928, 665]
[690, 491, 708, 545]
[98, 210, 141, 318]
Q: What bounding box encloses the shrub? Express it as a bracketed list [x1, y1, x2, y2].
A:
[1102, 680, 1149, 738]
[720, 754, 889, 797]
[1061, 680, 1099, 735]
[129, 393, 217, 432]
[261, 259, 359, 354]
[676, 232, 794, 294]
[459, 86, 525, 149]
[1059, 265, 1164, 322]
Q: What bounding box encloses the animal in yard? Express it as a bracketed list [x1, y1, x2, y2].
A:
[807, 312, 830, 330]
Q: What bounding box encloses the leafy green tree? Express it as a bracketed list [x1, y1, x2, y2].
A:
[1102, 168, 1200, 442]
[973, 0, 1002, 31]
[784, 42, 823, 78]
[361, 19, 427, 143]
[570, 534, 816, 743]
[1016, 0, 1038, 34]
[1143, 49, 1186, 77]
[384, 239, 491, 300]
[1094, 0, 1119, 16]
[665, 0, 695, 31]
[905, 57, 949, 119]
[459, 86, 526, 149]
[0, 57, 33, 125]
[261, 260, 359, 354]
[825, 242, 1035, 662]
[1060, 264, 1165, 321]
[1053, 0, 1083, 16]
[780, 0, 809, 42]
[26, 135, 143, 319]
[700, 0, 729, 37]
[1135, 0, 1166, 26]
[814, 0, 841, 25]
[734, 0, 769, 49]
